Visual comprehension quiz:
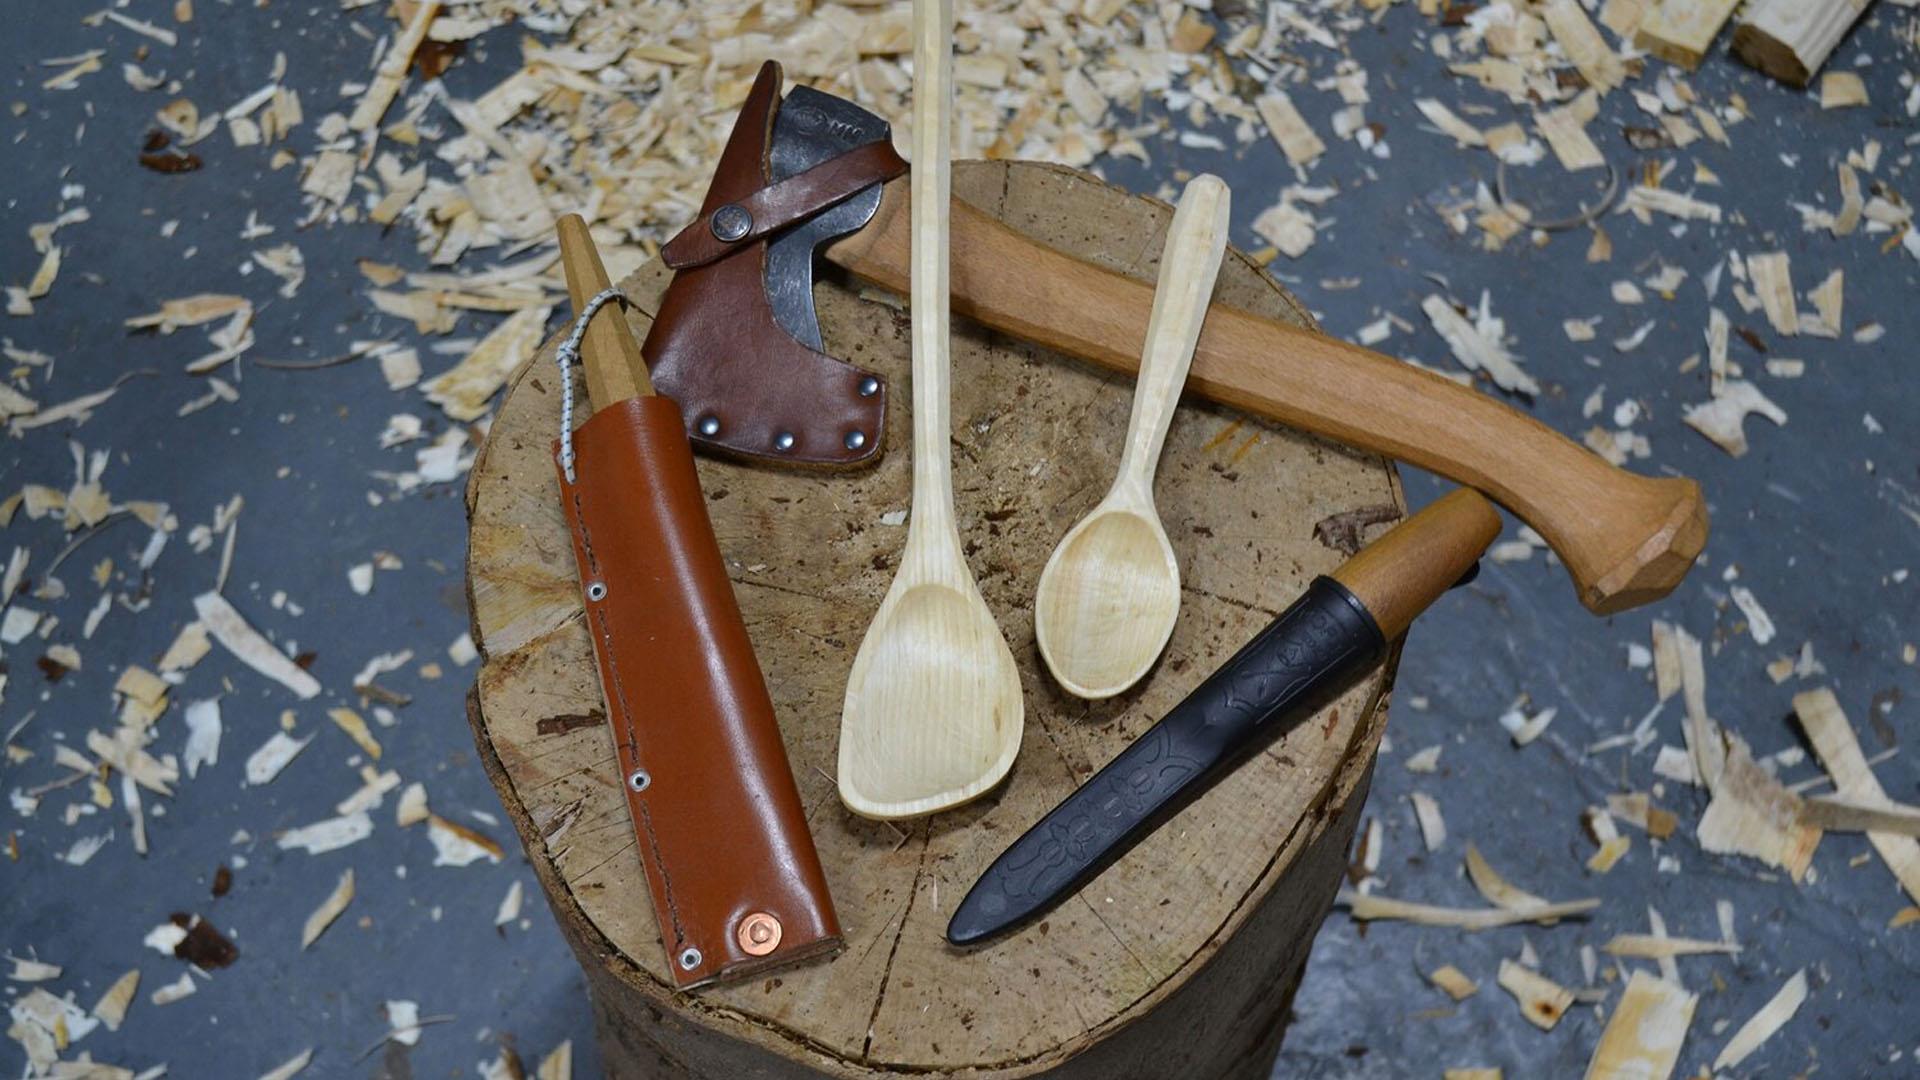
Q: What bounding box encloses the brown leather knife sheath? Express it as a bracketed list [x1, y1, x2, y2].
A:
[553, 396, 840, 988]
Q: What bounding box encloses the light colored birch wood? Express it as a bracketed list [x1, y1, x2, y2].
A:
[464, 159, 1401, 1079]
[1033, 174, 1229, 699]
[1733, 0, 1873, 88]
[1795, 688, 1920, 903]
[555, 214, 651, 407]
[1635, 0, 1740, 70]
[836, 0, 1022, 820]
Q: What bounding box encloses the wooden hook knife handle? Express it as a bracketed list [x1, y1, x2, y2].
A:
[826, 177, 1708, 615]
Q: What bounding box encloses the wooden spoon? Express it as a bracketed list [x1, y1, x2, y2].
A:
[1033, 175, 1230, 699]
[837, 0, 1022, 820]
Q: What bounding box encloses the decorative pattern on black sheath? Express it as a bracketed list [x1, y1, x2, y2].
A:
[948, 577, 1386, 943]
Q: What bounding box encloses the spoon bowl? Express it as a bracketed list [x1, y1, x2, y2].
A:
[1034, 505, 1180, 698]
[839, 582, 1023, 817]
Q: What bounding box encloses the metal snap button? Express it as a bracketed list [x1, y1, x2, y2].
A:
[710, 204, 752, 243]
[696, 414, 721, 437]
[737, 913, 782, 956]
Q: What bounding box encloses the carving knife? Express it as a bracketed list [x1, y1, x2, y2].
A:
[946, 489, 1501, 946]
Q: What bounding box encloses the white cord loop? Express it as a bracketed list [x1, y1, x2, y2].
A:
[556, 286, 632, 484]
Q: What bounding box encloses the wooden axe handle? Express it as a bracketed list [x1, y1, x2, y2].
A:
[826, 178, 1707, 615]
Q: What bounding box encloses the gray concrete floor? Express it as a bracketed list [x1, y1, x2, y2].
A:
[2, 2, 1916, 1078]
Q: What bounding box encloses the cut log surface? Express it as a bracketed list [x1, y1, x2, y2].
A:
[465, 160, 1401, 1079]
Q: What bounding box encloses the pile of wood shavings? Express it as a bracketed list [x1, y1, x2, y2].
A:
[2, 0, 1916, 1076]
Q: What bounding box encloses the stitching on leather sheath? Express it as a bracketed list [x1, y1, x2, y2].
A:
[572, 483, 691, 953]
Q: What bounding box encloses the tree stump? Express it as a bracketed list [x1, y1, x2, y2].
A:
[465, 160, 1403, 1079]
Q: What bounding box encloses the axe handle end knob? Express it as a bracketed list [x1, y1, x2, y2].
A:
[557, 213, 654, 408]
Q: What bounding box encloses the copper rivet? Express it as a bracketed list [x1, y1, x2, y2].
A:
[737, 913, 782, 956]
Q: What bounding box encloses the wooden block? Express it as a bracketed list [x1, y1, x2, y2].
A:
[1636, 0, 1740, 70]
[1732, 0, 1873, 88]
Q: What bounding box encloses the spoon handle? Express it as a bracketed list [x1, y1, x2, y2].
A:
[906, 0, 957, 553]
[1115, 174, 1231, 493]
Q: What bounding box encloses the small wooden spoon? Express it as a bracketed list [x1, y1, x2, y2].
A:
[837, 0, 1022, 820]
[1033, 175, 1231, 699]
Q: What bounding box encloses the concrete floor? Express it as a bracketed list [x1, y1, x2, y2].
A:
[3, 2, 1916, 1077]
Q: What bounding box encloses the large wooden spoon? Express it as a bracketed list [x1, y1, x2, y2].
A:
[1033, 175, 1230, 699]
[837, 0, 1022, 820]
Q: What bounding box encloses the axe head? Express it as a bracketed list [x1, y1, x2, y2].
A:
[765, 87, 894, 351]
[641, 63, 905, 469]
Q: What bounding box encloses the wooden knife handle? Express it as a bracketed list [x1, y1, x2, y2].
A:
[827, 179, 1708, 616]
[557, 213, 653, 408]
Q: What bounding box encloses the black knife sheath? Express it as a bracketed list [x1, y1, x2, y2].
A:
[948, 576, 1386, 945]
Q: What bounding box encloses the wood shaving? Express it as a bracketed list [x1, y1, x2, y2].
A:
[91, 970, 140, 1032]
[1497, 959, 1574, 1031]
[1795, 688, 1920, 903]
[194, 591, 321, 699]
[1800, 793, 1920, 837]
[1683, 380, 1787, 457]
[427, 814, 503, 866]
[277, 811, 374, 855]
[1411, 791, 1447, 851]
[1256, 92, 1324, 166]
[257, 1048, 315, 1080]
[1819, 72, 1869, 109]
[1420, 294, 1539, 396]
[245, 731, 311, 786]
[300, 868, 355, 948]
[1341, 890, 1600, 929]
[1583, 970, 1695, 1080]
[1713, 968, 1807, 1071]
[1429, 964, 1479, 1001]
[327, 707, 383, 760]
[1746, 252, 1799, 336]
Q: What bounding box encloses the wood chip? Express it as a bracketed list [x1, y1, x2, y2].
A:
[1340, 891, 1600, 929]
[1256, 92, 1324, 166]
[257, 1048, 314, 1080]
[91, 969, 140, 1031]
[194, 591, 321, 700]
[1713, 968, 1808, 1070]
[1536, 91, 1605, 171]
[1543, 0, 1625, 92]
[1411, 791, 1447, 851]
[278, 811, 374, 855]
[421, 304, 552, 421]
[246, 731, 312, 786]
[1416, 99, 1486, 147]
[1746, 251, 1799, 337]
[1807, 269, 1842, 337]
[1800, 793, 1920, 837]
[301, 868, 355, 948]
[1429, 964, 1480, 1000]
[536, 1041, 573, 1080]
[350, 1, 442, 132]
[1820, 71, 1869, 109]
[1421, 294, 1539, 395]
[1584, 970, 1696, 1080]
[1683, 380, 1787, 457]
[328, 707, 382, 760]
[427, 814, 503, 866]
[1602, 934, 1740, 958]
[1497, 959, 1574, 1030]
[1795, 688, 1920, 903]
